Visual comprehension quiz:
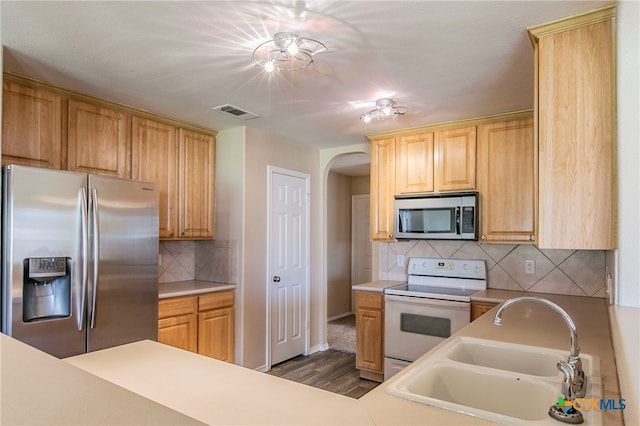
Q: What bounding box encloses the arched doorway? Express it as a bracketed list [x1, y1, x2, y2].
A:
[324, 152, 371, 353]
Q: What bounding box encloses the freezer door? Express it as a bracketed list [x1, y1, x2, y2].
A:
[87, 174, 159, 352]
[1, 165, 88, 358]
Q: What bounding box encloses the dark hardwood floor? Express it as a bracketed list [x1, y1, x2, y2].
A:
[266, 350, 380, 399]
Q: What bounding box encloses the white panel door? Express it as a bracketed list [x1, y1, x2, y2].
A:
[270, 170, 308, 366]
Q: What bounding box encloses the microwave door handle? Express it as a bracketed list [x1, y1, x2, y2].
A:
[456, 206, 461, 235]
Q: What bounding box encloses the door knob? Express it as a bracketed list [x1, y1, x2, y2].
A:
[272, 276, 281, 283]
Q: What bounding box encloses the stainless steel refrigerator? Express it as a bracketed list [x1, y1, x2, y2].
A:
[1, 165, 159, 358]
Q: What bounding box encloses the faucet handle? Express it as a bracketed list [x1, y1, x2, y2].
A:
[557, 361, 576, 401]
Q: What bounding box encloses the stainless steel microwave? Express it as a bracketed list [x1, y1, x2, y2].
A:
[393, 192, 478, 240]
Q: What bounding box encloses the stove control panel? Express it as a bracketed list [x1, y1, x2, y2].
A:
[408, 257, 486, 280]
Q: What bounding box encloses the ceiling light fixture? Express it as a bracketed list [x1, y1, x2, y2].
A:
[253, 32, 327, 72]
[360, 98, 408, 123]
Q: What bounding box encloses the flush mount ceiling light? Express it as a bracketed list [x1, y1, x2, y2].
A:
[361, 98, 408, 123]
[253, 32, 327, 72]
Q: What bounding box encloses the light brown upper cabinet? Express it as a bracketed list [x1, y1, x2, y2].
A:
[477, 117, 536, 243]
[178, 129, 215, 239]
[529, 6, 616, 249]
[434, 126, 476, 192]
[67, 99, 130, 178]
[132, 118, 215, 240]
[131, 117, 179, 239]
[395, 132, 434, 194]
[370, 125, 477, 241]
[370, 137, 396, 241]
[2, 80, 63, 169]
[394, 128, 475, 196]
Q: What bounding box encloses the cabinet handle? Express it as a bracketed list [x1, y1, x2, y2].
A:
[481, 235, 487, 239]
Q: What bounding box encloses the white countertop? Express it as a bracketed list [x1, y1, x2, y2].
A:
[159, 280, 237, 299]
[0, 334, 203, 425]
[352, 280, 405, 293]
[360, 292, 623, 425]
[66, 341, 374, 425]
[3, 291, 623, 425]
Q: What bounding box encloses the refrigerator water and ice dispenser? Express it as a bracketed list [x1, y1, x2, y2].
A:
[22, 257, 71, 322]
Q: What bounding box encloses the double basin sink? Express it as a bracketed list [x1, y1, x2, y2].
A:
[385, 336, 602, 424]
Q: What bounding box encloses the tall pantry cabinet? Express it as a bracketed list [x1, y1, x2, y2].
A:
[529, 5, 616, 249]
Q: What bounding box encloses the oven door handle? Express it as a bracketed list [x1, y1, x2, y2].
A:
[384, 294, 470, 309]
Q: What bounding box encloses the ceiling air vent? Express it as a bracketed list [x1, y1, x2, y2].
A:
[212, 104, 259, 120]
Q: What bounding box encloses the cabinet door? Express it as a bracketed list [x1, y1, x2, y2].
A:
[198, 307, 234, 363]
[370, 138, 396, 241]
[396, 132, 434, 194]
[355, 307, 383, 373]
[68, 100, 130, 177]
[158, 296, 198, 352]
[178, 129, 215, 239]
[2, 81, 63, 169]
[355, 292, 383, 374]
[131, 117, 179, 239]
[435, 126, 476, 191]
[477, 118, 535, 243]
[470, 301, 498, 321]
[158, 314, 198, 352]
[535, 16, 615, 249]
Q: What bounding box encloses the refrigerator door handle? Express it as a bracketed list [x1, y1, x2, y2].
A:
[90, 188, 100, 329]
[79, 188, 89, 331]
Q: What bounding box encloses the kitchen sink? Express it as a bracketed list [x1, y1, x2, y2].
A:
[385, 336, 602, 424]
[444, 337, 574, 377]
[390, 364, 559, 422]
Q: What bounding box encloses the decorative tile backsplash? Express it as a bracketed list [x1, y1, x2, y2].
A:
[159, 240, 237, 284]
[195, 240, 237, 283]
[379, 241, 606, 297]
[159, 241, 195, 283]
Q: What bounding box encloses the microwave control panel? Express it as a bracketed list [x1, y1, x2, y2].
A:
[460, 206, 475, 233]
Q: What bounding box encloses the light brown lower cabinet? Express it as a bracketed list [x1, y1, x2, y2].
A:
[158, 290, 234, 363]
[470, 301, 498, 321]
[355, 291, 384, 382]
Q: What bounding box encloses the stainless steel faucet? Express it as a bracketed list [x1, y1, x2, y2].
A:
[492, 296, 587, 399]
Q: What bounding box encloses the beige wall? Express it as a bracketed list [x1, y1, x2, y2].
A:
[350, 175, 370, 195]
[326, 172, 371, 319]
[326, 172, 352, 319]
[210, 126, 323, 370]
[243, 127, 321, 370]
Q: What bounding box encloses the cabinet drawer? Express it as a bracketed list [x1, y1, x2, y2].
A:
[356, 292, 383, 311]
[198, 290, 234, 311]
[158, 296, 197, 319]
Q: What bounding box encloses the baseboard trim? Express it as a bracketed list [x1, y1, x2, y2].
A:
[327, 312, 354, 322]
[308, 343, 329, 354]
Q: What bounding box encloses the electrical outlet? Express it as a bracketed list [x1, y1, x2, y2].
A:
[396, 254, 405, 267]
[525, 260, 535, 274]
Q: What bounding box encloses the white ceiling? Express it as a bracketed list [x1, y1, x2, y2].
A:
[1, 0, 612, 173]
